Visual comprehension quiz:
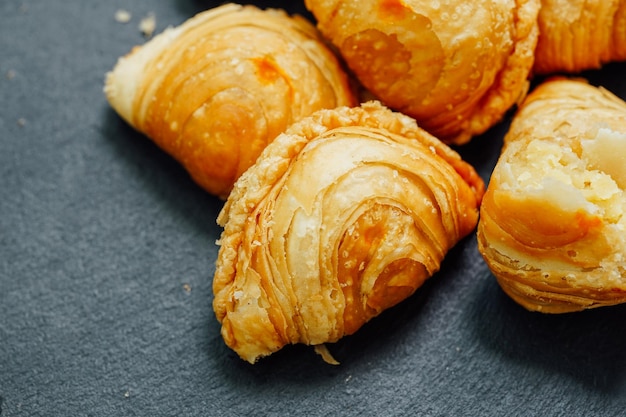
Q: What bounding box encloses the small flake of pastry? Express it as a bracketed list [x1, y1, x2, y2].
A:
[533, 0, 626, 74]
[114, 9, 132, 24]
[304, 0, 540, 144]
[104, 3, 356, 198]
[139, 12, 156, 38]
[213, 101, 484, 363]
[477, 78, 626, 313]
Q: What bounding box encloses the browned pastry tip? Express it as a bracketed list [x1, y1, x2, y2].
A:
[477, 77, 626, 313]
[213, 101, 484, 363]
[104, 3, 356, 198]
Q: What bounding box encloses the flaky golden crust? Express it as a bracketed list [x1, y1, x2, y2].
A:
[213, 101, 484, 363]
[104, 3, 356, 198]
[534, 0, 626, 74]
[477, 78, 626, 313]
[304, 0, 540, 144]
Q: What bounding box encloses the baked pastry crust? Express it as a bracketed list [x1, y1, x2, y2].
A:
[477, 78, 626, 313]
[104, 3, 356, 198]
[304, 0, 540, 144]
[534, 0, 626, 74]
[213, 101, 484, 363]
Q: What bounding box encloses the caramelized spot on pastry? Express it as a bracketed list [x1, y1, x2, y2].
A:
[368, 258, 426, 315]
[378, 0, 410, 19]
[485, 189, 603, 249]
[252, 56, 283, 85]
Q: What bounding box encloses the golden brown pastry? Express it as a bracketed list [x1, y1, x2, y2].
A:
[534, 0, 626, 74]
[304, 0, 541, 144]
[477, 78, 626, 313]
[104, 3, 356, 198]
[213, 101, 484, 363]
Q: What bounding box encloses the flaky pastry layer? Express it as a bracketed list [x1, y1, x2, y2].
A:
[477, 78, 626, 313]
[534, 0, 626, 74]
[304, 0, 540, 144]
[213, 101, 484, 363]
[104, 3, 356, 198]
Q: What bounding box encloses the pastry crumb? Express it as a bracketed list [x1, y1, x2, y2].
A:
[314, 344, 340, 365]
[183, 283, 191, 294]
[114, 9, 132, 23]
[139, 12, 156, 38]
[17, 118, 26, 127]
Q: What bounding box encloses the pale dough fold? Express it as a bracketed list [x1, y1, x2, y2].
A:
[213, 101, 484, 363]
[477, 78, 626, 313]
[104, 3, 356, 198]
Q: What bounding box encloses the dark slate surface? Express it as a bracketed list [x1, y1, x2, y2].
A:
[2, 1, 626, 416]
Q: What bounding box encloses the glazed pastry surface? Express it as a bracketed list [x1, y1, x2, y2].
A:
[304, 0, 540, 144]
[534, 0, 626, 74]
[104, 3, 356, 198]
[477, 78, 626, 313]
[213, 102, 484, 363]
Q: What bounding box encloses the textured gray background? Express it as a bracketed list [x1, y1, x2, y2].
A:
[2, 1, 626, 416]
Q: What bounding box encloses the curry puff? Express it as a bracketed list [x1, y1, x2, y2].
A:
[213, 101, 484, 363]
[533, 0, 626, 74]
[104, 3, 356, 198]
[478, 78, 626, 313]
[304, 0, 541, 144]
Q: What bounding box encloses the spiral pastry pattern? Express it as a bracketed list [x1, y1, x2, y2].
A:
[105, 3, 356, 198]
[213, 102, 484, 363]
[304, 0, 540, 145]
